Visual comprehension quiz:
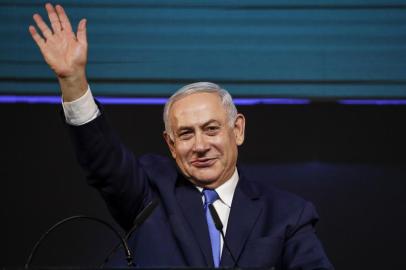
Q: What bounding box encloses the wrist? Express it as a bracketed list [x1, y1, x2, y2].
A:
[58, 72, 88, 102]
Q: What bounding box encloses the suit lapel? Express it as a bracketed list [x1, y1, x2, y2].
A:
[145, 160, 208, 266]
[220, 172, 262, 267]
[159, 164, 262, 267]
[176, 180, 214, 267]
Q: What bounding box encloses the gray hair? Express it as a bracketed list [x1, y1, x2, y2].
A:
[163, 82, 238, 137]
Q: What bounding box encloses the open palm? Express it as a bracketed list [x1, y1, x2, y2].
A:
[29, 3, 87, 78]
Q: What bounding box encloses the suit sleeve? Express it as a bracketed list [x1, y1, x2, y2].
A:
[66, 109, 153, 231]
[282, 202, 334, 270]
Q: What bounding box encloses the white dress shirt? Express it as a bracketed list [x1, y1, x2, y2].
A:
[62, 86, 99, 125]
[196, 169, 239, 253]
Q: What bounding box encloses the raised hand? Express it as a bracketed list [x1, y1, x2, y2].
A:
[29, 3, 88, 101]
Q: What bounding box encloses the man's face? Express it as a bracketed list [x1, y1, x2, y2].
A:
[164, 92, 245, 189]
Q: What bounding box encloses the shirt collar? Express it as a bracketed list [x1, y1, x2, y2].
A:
[196, 168, 239, 208]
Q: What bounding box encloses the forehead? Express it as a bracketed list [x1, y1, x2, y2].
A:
[169, 92, 227, 127]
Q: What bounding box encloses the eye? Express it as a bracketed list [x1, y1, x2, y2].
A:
[206, 125, 220, 135]
[178, 130, 193, 140]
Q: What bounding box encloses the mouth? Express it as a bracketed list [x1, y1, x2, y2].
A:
[190, 158, 217, 168]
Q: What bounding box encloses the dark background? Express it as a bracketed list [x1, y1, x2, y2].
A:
[1, 102, 405, 269]
[1, 0, 406, 269]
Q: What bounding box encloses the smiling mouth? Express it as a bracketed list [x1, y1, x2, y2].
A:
[191, 158, 216, 167]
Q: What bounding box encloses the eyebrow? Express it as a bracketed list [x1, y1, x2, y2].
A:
[176, 120, 221, 132]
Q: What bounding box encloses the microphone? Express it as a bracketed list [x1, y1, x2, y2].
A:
[208, 204, 239, 268]
[101, 198, 160, 267]
[25, 216, 133, 269]
[125, 197, 160, 238]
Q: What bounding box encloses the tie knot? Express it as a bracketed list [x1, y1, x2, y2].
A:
[203, 189, 219, 206]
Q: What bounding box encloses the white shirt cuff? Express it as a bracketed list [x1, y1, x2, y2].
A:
[62, 86, 100, 126]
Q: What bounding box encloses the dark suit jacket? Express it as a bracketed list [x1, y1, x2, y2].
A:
[67, 113, 333, 270]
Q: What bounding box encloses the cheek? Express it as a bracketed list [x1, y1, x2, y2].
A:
[222, 135, 238, 160]
[211, 136, 232, 157]
[174, 142, 192, 160]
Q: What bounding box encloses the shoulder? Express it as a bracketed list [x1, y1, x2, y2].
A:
[138, 153, 179, 185]
[239, 167, 319, 228]
[258, 183, 313, 221]
[138, 153, 173, 166]
[240, 167, 307, 206]
[138, 153, 176, 172]
[257, 182, 307, 209]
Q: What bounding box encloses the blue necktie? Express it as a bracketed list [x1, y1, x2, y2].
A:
[203, 189, 221, 267]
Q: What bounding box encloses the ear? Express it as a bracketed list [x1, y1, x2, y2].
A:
[163, 131, 177, 159]
[233, 113, 245, 146]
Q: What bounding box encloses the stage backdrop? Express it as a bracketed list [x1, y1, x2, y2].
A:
[1, 0, 406, 98]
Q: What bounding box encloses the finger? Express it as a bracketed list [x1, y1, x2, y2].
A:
[77, 19, 87, 44]
[33, 13, 53, 39]
[28, 25, 45, 48]
[45, 3, 62, 33]
[55, 4, 73, 33]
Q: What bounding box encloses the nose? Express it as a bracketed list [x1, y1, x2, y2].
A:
[193, 133, 210, 153]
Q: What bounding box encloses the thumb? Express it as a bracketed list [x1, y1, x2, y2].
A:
[77, 18, 87, 44]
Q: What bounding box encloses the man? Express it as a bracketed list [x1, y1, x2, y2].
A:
[29, 4, 333, 269]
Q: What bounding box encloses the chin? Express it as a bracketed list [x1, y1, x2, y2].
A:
[191, 171, 222, 186]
